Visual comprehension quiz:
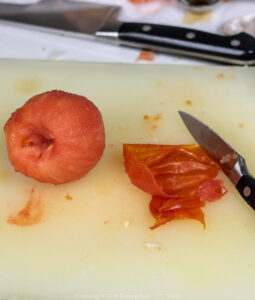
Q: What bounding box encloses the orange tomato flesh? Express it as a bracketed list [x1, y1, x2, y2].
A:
[123, 144, 227, 229]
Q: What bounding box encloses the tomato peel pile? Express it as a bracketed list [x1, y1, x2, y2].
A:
[123, 144, 227, 229]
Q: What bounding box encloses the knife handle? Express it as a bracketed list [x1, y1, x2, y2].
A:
[117, 22, 255, 65]
[236, 174, 255, 210]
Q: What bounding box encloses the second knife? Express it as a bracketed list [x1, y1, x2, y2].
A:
[0, 0, 255, 65]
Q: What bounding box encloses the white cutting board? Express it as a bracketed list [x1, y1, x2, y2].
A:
[0, 61, 255, 300]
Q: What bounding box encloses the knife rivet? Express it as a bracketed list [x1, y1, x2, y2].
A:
[186, 32, 196, 39]
[142, 25, 152, 32]
[243, 186, 251, 197]
[231, 39, 241, 47]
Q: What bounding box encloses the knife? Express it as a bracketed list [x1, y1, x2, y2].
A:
[179, 111, 255, 210]
[0, 0, 255, 65]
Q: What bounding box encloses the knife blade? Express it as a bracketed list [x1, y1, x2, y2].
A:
[0, 0, 119, 36]
[0, 0, 255, 65]
[179, 111, 255, 210]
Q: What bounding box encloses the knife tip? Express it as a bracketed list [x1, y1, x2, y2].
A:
[178, 110, 187, 119]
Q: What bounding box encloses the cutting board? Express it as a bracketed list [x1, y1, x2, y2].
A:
[0, 61, 255, 300]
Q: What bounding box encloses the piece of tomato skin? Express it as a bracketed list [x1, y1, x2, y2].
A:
[149, 179, 227, 230]
[149, 191, 204, 217]
[123, 144, 169, 197]
[123, 144, 220, 197]
[156, 170, 219, 194]
[150, 208, 206, 230]
[151, 180, 226, 214]
[149, 195, 205, 229]
[199, 179, 227, 202]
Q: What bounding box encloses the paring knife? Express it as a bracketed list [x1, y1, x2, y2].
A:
[0, 0, 255, 65]
[179, 111, 255, 210]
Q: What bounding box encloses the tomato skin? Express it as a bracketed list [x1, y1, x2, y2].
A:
[123, 144, 168, 197]
[199, 179, 227, 202]
[136, 51, 155, 62]
[150, 188, 206, 229]
[123, 144, 219, 196]
[123, 144, 227, 229]
[150, 208, 205, 230]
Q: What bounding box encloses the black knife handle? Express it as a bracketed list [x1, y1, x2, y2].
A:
[236, 174, 255, 210]
[118, 22, 255, 65]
